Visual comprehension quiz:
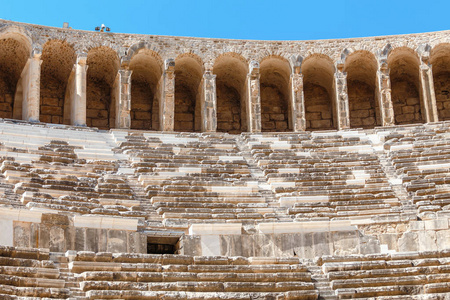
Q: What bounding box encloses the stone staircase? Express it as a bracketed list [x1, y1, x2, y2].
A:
[306, 263, 337, 300]
[378, 152, 416, 216]
[50, 253, 85, 300]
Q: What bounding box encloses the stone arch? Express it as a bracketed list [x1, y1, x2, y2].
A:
[125, 41, 164, 62]
[302, 54, 336, 130]
[387, 47, 424, 125]
[430, 43, 450, 120]
[129, 48, 163, 130]
[174, 53, 204, 132]
[343, 50, 380, 129]
[260, 55, 291, 132]
[0, 30, 31, 119]
[213, 53, 248, 133]
[39, 39, 76, 124]
[86, 46, 120, 129]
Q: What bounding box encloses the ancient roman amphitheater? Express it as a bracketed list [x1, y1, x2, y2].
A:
[0, 19, 449, 299]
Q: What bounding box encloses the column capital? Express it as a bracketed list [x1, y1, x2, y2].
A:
[334, 68, 346, 78]
[203, 69, 216, 80]
[120, 57, 131, 69]
[420, 63, 431, 71]
[118, 68, 132, 78]
[249, 60, 260, 76]
[164, 58, 175, 72]
[290, 55, 303, 72]
[76, 52, 88, 65]
[335, 61, 345, 73]
[31, 44, 42, 58]
[417, 43, 431, 64]
[293, 66, 302, 75]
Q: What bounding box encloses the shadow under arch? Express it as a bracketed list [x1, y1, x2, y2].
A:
[0, 29, 32, 119]
[260, 55, 292, 132]
[301, 54, 336, 130]
[86, 46, 120, 129]
[431, 43, 450, 121]
[213, 52, 248, 134]
[387, 47, 424, 125]
[39, 39, 76, 124]
[129, 47, 163, 130]
[174, 53, 204, 132]
[343, 50, 381, 129]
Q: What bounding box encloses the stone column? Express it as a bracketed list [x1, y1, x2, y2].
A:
[71, 54, 88, 126]
[419, 57, 438, 123]
[290, 66, 306, 131]
[376, 60, 395, 126]
[334, 64, 350, 130]
[114, 68, 132, 128]
[200, 68, 217, 132]
[246, 61, 261, 133]
[159, 59, 175, 132]
[23, 48, 42, 122]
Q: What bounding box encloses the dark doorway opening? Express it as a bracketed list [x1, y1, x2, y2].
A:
[147, 235, 180, 254]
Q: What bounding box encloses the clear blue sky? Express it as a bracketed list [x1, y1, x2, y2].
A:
[2, 0, 449, 40]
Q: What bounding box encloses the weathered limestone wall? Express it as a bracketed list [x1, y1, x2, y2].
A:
[39, 79, 64, 124]
[0, 37, 28, 119]
[86, 79, 111, 129]
[174, 85, 195, 131]
[183, 231, 379, 259]
[304, 84, 334, 130]
[1, 207, 146, 253]
[1, 20, 450, 132]
[391, 80, 423, 124]
[183, 221, 450, 258]
[39, 39, 76, 124]
[434, 73, 450, 120]
[348, 81, 380, 128]
[359, 219, 450, 253]
[216, 83, 242, 133]
[0, 77, 13, 118]
[261, 85, 289, 132]
[130, 80, 154, 130]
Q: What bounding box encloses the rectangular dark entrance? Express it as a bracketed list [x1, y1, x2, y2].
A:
[146, 233, 181, 255]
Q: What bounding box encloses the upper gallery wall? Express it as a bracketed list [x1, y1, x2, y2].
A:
[0, 19, 449, 132]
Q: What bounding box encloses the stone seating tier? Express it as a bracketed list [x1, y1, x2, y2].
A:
[318, 249, 450, 299]
[0, 121, 450, 229]
[0, 246, 69, 299]
[2, 246, 449, 299]
[69, 251, 318, 300]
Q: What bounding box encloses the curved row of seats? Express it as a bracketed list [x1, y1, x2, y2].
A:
[1, 245, 449, 299]
[0, 121, 450, 226]
[0, 246, 69, 299]
[68, 250, 318, 299]
[385, 123, 450, 219]
[116, 132, 288, 228]
[243, 132, 403, 222]
[318, 249, 450, 299]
